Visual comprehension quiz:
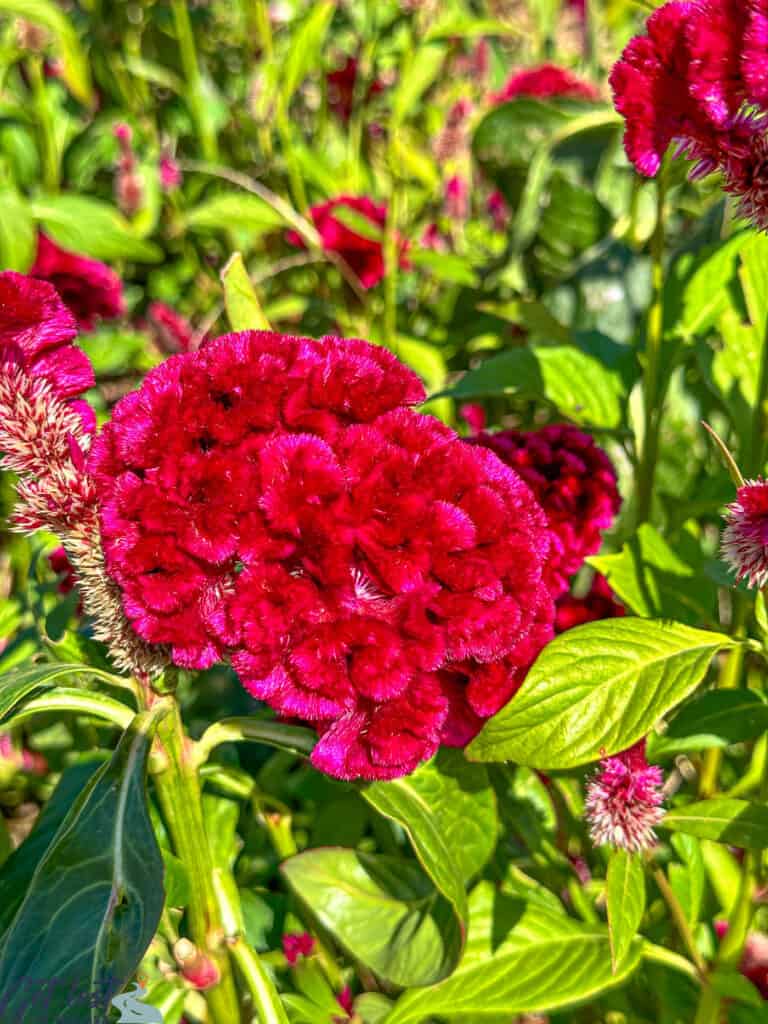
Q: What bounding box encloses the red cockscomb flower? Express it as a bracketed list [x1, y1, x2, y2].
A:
[493, 63, 600, 104]
[30, 233, 125, 331]
[326, 56, 384, 122]
[585, 740, 665, 852]
[722, 478, 768, 588]
[90, 331, 554, 780]
[287, 196, 408, 290]
[283, 933, 315, 965]
[469, 424, 620, 598]
[147, 301, 200, 354]
[555, 573, 625, 633]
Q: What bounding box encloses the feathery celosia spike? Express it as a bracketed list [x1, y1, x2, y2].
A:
[585, 740, 665, 852]
[722, 478, 768, 588]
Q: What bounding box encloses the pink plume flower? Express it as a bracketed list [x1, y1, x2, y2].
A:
[282, 933, 315, 965]
[585, 740, 665, 852]
[493, 63, 600, 104]
[469, 424, 621, 598]
[722, 478, 768, 588]
[445, 175, 469, 220]
[287, 196, 408, 290]
[159, 153, 182, 191]
[30, 233, 125, 332]
[89, 331, 554, 780]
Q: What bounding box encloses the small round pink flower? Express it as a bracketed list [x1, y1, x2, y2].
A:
[722, 478, 768, 588]
[283, 933, 315, 965]
[585, 740, 664, 852]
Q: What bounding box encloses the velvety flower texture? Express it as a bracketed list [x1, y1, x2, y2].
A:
[585, 741, 664, 852]
[287, 196, 407, 290]
[470, 424, 621, 598]
[30, 233, 125, 331]
[0, 271, 94, 425]
[492, 63, 600, 104]
[722, 478, 768, 588]
[555, 573, 625, 633]
[610, 0, 768, 218]
[90, 331, 554, 780]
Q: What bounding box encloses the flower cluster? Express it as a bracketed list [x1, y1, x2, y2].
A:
[585, 740, 665, 852]
[0, 271, 165, 676]
[722, 478, 768, 588]
[287, 196, 408, 290]
[30, 233, 125, 332]
[492, 63, 600, 104]
[469, 423, 621, 598]
[611, 0, 768, 226]
[90, 330, 555, 779]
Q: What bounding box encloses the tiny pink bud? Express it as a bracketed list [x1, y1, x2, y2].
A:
[282, 932, 315, 965]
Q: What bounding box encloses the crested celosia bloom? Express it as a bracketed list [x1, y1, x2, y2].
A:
[469, 424, 621, 598]
[722, 478, 768, 588]
[611, 0, 768, 228]
[0, 271, 165, 677]
[554, 573, 625, 633]
[30, 233, 125, 331]
[286, 196, 408, 290]
[585, 740, 664, 852]
[89, 331, 554, 779]
[492, 63, 600, 104]
[282, 933, 315, 966]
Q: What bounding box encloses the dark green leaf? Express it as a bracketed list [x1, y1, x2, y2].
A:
[606, 850, 645, 972]
[662, 799, 768, 849]
[652, 689, 768, 757]
[30, 196, 162, 262]
[0, 662, 112, 722]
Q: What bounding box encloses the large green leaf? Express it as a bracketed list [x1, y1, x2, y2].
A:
[651, 689, 768, 757]
[183, 192, 286, 235]
[282, 849, 461, 987]
[0, 0, 93, 104]
[662, 799, 768, 849]
[30, 196, 162, 262]
[364, 749, 497, 886]
[386, 881, 642, 1023]
[0, 714, 165, 1021]
[391, 43, 447, 128]
[0, 661, 118, 722]
[668, 834, 705, 930]
[442, 345, 623, 428]
[467, 620, 733, 769]
[606, 850, 645, 973]
[0, 189, 35, 271]
[588, 524, 718, 626]
[0, 757, 105, 939]
[222, 252, 271, 332]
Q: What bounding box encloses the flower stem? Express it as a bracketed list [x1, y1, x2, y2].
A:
[153, 699, 240, 1023]
[28, 56, 59, 192]
[170, 0, 218, 162]
[635, 167, 668, 526]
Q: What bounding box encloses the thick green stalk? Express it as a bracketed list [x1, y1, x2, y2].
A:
[153, 700, 240, 1023]
[635, 168, 668, 526]
[28, 57, 59, 192]
[170, 0, 217, 161]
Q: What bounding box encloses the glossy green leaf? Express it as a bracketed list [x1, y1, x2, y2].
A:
[183, 192, 285, 235]
[0, 661, 117, 722]
[662, 799, 768, 849]
[30, 195, 162, 262]
[606, 850, 645, 972]
[386, 881, 642, 1023]
[669, 231, 747, 340]
[651, 689, 768, 757]
[668, 834, 705, 929]
[0, 189, 35, 271]
[442, 345, 623, 428]
[280, 0, 336, 106]
[0, 0, 93, 104]
[408, 248, 479, 287]
[468, 620, 732, 769]
[355, 993, 393, 1024]
[282, 849, 462, 987]
[0, 714, 164, 1020]
[588, 524, 718, 626]
[364, 749, 497, 886]
[222, 252, 271, 331]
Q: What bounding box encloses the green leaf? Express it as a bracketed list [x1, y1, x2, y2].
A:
[282, 849, 461, 987]
[391, 43, 447, 128]
[183, 192, 286, 235]
[364, 749, 497, 887]
[701, 840, 741, 915]
[662, 799, 768, 849]
[0, 757, 105, 939]
[467, 620, 732, 770]
[606, 850, 645, 972]
[0, 189, 35, 271]
[442, 345, 624, 428]
[0, 0, 93, 104]
[669, 231, 748, 340]
[408, 248, 479, 288]
[0, 661, 115, 722]
[386, 881, 642, 1023]
[355, 993, 393, 1024]
[651, 689, 768, 757]
[280, 0, 337, 107]
[668, 834, 705, 929]
[30, 195, 162, 262]
[424, 16, 523, 40]
[588, 524, 718, 626]
[221, 252, 271, 331]
[0, 714, 164, 1020]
